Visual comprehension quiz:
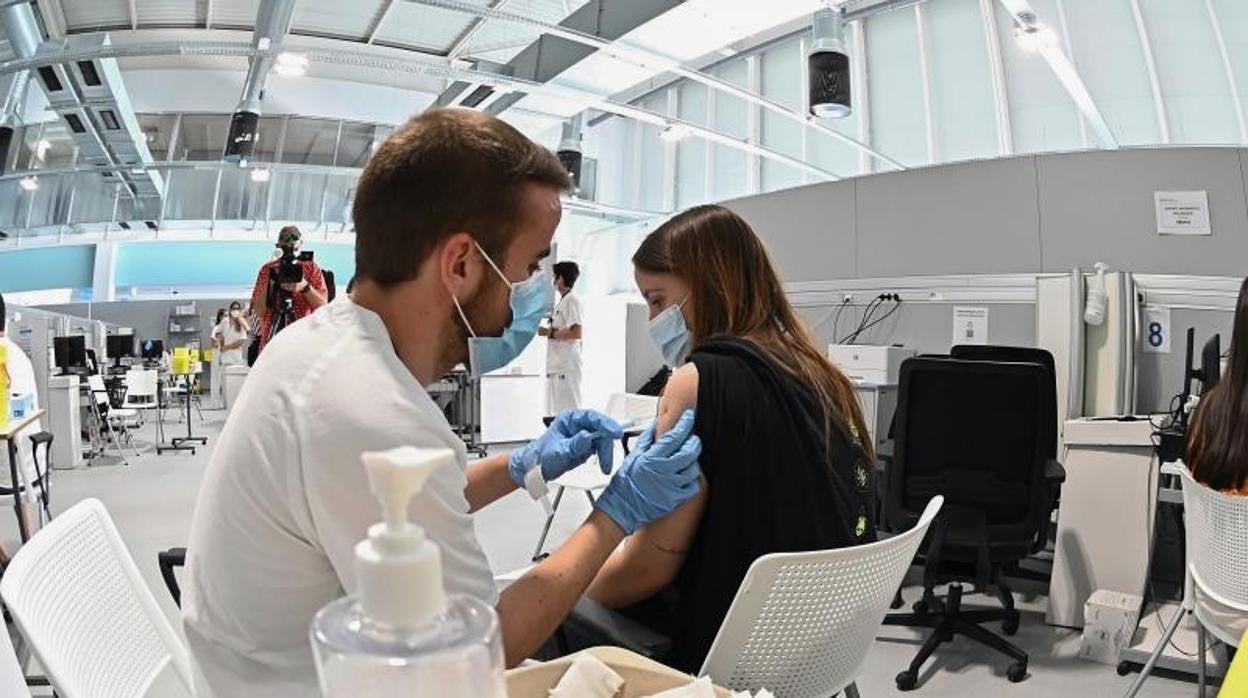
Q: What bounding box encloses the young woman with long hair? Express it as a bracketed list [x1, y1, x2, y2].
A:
[1187, 276, 1248, 493]
[585, 204, 876, 671]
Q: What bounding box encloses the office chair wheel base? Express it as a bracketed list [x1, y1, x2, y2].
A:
[1116, 661, 1134, 676]
[912, 599, 929, 614]
[895, 670, 918, 691]
[1002, 612, 1020, 635]
[1007, 661, 1027, 683]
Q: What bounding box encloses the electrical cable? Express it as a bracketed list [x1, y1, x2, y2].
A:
[831, 298, 851, 342]
[854, 297, 903, 341]
[841, 295, 885, 344]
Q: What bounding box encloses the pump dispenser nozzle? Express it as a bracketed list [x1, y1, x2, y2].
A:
[356, 446, 456, 630]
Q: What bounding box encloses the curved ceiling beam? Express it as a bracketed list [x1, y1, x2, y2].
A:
[0, 39, 842, 181]
[407, 0, 906, 171]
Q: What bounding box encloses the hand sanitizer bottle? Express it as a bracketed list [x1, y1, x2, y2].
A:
[311, 446, 506, 697]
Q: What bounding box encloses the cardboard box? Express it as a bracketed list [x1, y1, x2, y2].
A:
[1079, 589, 1143, 665]
[506, 647, 733, 697]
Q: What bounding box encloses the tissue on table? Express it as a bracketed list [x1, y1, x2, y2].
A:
[548, 652, 625, 697]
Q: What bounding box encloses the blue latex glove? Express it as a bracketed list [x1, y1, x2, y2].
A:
[595, 409, 703, 535]
[508, 409, 624, 487]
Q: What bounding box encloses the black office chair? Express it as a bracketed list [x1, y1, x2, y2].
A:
[950, 345, 1062, 580]
[159, 547, 187, 607]
[882, 357, 1064, 690]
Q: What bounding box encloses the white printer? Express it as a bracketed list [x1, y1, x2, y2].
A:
[827, 344, 915, 385]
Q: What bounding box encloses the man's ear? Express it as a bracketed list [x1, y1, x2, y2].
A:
[439, 232, 480, 297]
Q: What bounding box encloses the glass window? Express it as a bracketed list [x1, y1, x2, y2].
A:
[1214, 0, 1248, 135]
[712, 60, 751, 202]
[162, 168, 221, 221]
[137, 114, 178, 161]
[760, 39, 804, 192]
[252, 116, 284, 163]
[866, 7, 928, 166]
[926, 0, 999, 161]
[280, 117, 338, 166]
[174, 114, 229, 161]
[1063, 0, 1159, 146]
[335, 122, 382, 168]
[26, 121, 78, 169]
[676, 81, 708, 208]
[1141, 0, 1240, 144]
[585, 116, 635, 209]
[996, 0, 1085, 155]
[637, 92, 667, 212]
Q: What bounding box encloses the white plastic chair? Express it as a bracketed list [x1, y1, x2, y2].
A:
[121, 369, 160, 424]
[1127, 464, 1248, 696]
[0, 498, 193, 698]
[699, 496, 944, 698]
[531, 394, 659, 560]
[0, 617, 33, 697]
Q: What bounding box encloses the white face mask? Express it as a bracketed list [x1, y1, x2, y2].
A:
[648, 299, 690, 367]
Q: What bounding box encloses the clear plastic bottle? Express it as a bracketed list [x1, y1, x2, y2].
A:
[311, 447, 506, 697]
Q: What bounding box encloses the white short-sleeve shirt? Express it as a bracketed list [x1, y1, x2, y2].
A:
[182, 298, 496, 698]
[546, 293, 584, 375]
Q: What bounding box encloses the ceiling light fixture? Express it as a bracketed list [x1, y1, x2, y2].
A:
[273, 51, 308, 77]
[250, 168, 271, 183]
[19, 176, 37, 192]
[1013, 12, 1058, 54]
[659, 124, 691, 143]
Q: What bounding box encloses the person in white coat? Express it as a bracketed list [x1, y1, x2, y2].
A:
[540, 261, 584, 415]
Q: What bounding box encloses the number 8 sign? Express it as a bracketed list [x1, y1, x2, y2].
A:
[1142, 306, 1171, 354]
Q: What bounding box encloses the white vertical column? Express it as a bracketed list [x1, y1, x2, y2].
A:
[1204, 0, 1247, 143]
[979, 0, 1013, 156]
[92, 241, 117, 302]
[1127, 0, 1170, 143]
[746, 54, 761, 194]
[663, 87, 678, 212]
[914, 4, 937, 164]
[1052, 0, 1090, 149]
[852, 18, 872, 176]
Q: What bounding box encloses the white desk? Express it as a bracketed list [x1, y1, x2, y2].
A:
[1047, 418, 1157, 628]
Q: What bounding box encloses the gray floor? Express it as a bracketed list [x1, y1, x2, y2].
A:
[2, 412, 1201, 697]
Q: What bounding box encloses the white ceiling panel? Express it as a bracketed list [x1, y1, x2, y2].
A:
[135, 0, 203, 27]
[61, 0, 132, 32]
[209, 0, 261, 29]
[293, 0, 387, 40]
[461, 0, 592, 61]
[372, 1, 490, 53]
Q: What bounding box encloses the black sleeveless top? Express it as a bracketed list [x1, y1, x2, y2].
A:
[620, 335, 876, 672]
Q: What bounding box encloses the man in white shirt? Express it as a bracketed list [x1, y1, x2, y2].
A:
[183, 108, 703, 698]
[0, 295, 40, 492]
[540, 261, 584, 414]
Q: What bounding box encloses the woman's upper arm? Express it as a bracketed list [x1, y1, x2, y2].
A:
[655, 363, 699, 436]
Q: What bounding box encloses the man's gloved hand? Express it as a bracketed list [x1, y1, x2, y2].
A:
[508, 409, 624, 488]
[595, 409, 703, 536]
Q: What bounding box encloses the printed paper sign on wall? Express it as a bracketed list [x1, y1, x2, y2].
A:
[952, 307, 989, 347]
[1155, 191, 1210, 236]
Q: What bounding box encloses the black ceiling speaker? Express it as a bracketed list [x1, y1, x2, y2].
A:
[223, 110, 260, 161]
[809, 7, 851, 119]
[557, 115, 584, 193]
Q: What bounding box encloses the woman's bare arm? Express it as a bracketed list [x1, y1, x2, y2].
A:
[586, 364, 709, 607]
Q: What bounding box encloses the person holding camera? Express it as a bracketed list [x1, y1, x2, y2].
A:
[249, 226, 327, 352]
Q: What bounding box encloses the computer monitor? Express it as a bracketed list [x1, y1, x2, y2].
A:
[1178, 328, 1196, 430]
[106, 334, 134, 362]
[53, 335, 87, 374]
[140, 339, 165, 361]
[1200, 334, 1222, 394]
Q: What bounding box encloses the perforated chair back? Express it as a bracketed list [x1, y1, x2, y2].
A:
[86, 374, 109, 408]
[123, 370, 158, 406]
[1178, 467, 1248, 646]
[0, 499, 192, 698]
[700, 496, 944, 697]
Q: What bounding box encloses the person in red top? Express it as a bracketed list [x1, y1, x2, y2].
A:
[250, 225, 328, 352]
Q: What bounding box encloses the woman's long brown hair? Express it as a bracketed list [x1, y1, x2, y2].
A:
[1187, 276, 1248, 491]
[633, 204, 873, 460]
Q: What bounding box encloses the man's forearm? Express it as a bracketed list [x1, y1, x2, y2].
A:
[497, 510, 624, 666]
[464, 453, 519, 513]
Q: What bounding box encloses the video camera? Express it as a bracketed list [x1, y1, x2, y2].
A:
[276, 249, 312, 284]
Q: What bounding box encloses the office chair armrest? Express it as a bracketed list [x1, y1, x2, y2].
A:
[563, 597, 672, 659]
[158, 547, 187, 607]
[1044, 459, 1065, 486]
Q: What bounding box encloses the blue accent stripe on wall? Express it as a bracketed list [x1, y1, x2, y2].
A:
[116, 241, 355, 287]
[0, 245, 95, 292]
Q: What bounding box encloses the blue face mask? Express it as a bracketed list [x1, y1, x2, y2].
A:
[452, 244, 553, 376]
[648, 299, 690, 367]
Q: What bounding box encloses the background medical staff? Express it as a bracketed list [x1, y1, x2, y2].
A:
[542, 261, 584, 415]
